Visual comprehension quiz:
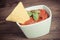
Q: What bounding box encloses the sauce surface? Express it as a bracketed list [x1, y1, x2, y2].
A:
[20, 9, 49, 25]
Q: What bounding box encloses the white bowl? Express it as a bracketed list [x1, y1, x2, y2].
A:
[16, 5, 52, 38]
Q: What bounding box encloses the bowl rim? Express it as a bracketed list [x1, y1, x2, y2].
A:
[16, 5, 52, 27]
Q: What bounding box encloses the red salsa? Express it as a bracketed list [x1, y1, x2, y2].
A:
[20, 9, 49, 25]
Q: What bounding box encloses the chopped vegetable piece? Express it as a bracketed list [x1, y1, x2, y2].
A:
[23, 17, 34, 25]
[42, 13, 48, 20]
[33, 12, 39, 21]
[27, 11, 33, 17]
[39, 9, 46, 17]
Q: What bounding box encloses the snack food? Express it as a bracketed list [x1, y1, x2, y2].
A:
[6, 2, 30, 24]
[16, 5, 52, 38]
[20, 9, 49, 25]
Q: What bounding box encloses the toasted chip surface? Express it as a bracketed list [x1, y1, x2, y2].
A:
[6, 2, 30, 24]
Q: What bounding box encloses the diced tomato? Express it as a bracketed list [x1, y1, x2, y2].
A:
[23, 17, 35, 25]
[39, 9, 46, 17]
[43, 13, 48, 19]
[36, 17, 42, 22]
[39, 9, 48, 20]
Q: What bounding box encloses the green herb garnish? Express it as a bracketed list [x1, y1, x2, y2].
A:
[27, 10, 39, 21]
[32, 10, 39, 21]
[27, 11, 33, 17]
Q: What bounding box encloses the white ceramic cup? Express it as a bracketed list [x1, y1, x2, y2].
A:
[16, 5, 52, 38]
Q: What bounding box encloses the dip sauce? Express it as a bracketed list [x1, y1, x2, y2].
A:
[20, 9, 49, 25]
